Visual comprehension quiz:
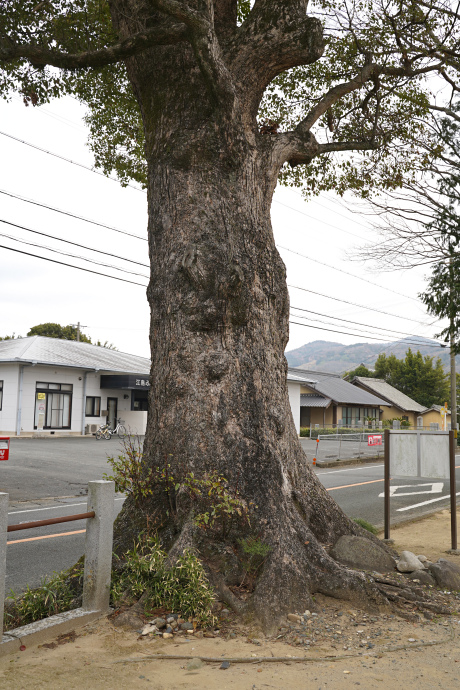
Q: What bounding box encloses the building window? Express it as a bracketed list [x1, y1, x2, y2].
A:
[34, 382, 73, 429]
[0, 380, 2, 410]
[342, 406, 379, 425]
[85, 396, 101, 417]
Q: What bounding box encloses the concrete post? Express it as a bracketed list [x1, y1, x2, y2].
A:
[82, 481, 115, 612]
[0, 492, 8, 639]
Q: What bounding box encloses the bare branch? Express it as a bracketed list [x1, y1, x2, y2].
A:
[429, 104, 460, 122]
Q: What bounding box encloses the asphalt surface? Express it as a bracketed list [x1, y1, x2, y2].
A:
[3, 437, 460, 595]
[1, 437, 128, 501]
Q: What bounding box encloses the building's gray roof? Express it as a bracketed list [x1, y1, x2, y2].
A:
[287, 368, 317, 384]
[352, 377, 426, 413]
[295, 369, 389, 406]
[0, 336, 150, 374]
[420, 405, 451, 415]
[300, 394, 331, 408]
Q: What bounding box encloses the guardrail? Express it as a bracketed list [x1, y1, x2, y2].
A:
[0, 480, 115, 645]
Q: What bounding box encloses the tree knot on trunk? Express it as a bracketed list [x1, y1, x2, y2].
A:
[181, 243, 207, 288]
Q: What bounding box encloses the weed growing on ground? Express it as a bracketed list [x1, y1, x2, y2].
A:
[4, 562, 83, 631]
[353, 517, 379, 535]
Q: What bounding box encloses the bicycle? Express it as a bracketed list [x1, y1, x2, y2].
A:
[95, 417, 127, 440]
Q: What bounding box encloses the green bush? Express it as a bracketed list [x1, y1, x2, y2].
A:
[112, 533, 216, 626]
[4, 562, 83, 631]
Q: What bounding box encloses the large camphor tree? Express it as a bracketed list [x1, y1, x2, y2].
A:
[1, 1, 458, 626]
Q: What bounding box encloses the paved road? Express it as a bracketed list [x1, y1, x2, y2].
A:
[315, 460, 460, 529]
[6, 497, 125, 594]
[3, 438, 460, 596]
[1, 437, 130, 501]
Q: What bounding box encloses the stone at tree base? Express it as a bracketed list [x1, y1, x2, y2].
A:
[396, 551, 426, 573]
[406, 571, 436, 587]
[330, 536, 396, 572]
[187, 658, 203, 670]
[428, 559, 460, 589]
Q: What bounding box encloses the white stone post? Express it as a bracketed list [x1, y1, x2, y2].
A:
[0, 492, 8, 639]
[82, 481, 115, 612]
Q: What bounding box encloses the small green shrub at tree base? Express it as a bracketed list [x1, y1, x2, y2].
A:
[238, 536, 270, 580]
[353, 518, 379, 535]
[111, 533, 216, 626]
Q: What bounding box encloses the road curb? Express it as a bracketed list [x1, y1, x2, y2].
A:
[315, 455, 384, 469]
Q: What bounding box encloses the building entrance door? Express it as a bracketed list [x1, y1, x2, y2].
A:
[107, 397, 118, 431]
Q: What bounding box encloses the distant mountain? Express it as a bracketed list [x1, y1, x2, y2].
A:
[285, 337, 453, 374]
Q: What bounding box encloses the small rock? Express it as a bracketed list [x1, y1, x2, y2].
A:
[406, 570, 436, 587]
[397, 551, 426, 573]
[330, 535, 396, 573]
[229, 632, 236, 639]
[170, 620, 178, 630]
[167, 617, 175, 624]
[181, 622, 194, 631]
[220, 661, 230, 670]
[288, 613, 302, 623]
[417, 555, 428, 563]
[408, 638, 416, 642]
[177, 618, 185, 626]
[162, 632, 174, 639]
[140, 624, 157, 636]
[186, 658, 203, 670]
[154, 618, 167, 629]
[303, 610, 311, 617]
[165, 626, 173, 634]
[194, 631, 203, 639]
[220, 608, 230, 619]
[429, 559, 460, 590]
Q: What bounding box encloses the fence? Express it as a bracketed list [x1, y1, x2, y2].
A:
[305, 422, 448, 440]
[0, 480, 115, 647]
[315, 431, 385, 463]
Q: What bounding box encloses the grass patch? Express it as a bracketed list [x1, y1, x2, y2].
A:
[4, 561, 84, 631]
[353, 517, 379, 535]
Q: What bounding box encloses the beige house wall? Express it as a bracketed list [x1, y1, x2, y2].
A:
[380, 406, 417, 426]
[419, 410, 451, 428]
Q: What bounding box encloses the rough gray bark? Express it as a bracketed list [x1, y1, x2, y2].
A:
[108, 1, 390, 629]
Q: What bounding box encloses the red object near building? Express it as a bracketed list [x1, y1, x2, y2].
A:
[0, 437, 10, 461]
[368, 434, 383, 447]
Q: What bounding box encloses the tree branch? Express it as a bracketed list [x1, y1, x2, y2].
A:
[0, 24, 188, 70]
[150, 0, 235, 107]
[429, 104, 460, 123]
[227, 1, 323, 117]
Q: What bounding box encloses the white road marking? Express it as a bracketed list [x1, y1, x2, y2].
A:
[397, 492, 460, 512]
[316, 465, 382, 476]
[378, 482, 444, 498]
[8, 497, 125, 516]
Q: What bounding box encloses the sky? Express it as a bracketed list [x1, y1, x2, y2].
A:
[0, 95, 443, 362]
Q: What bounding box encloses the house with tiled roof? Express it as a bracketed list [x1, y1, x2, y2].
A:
[0, 336, 151, 436]
[351, 377, 451, 428]
[291, 368, 390, 428]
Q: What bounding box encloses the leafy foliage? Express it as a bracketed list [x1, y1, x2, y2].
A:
[353, 517, 379, 535]
[111, 533, 216, 626]
[4, 561, 83, 631]
[373, 348, 449, 408]
[27, 322, 116, 348]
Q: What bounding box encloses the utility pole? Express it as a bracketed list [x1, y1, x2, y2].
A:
[71, 322, 86, 342]
[449, 257, 457, 432]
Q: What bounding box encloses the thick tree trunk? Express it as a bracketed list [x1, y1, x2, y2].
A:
[111, 3, 388, 629]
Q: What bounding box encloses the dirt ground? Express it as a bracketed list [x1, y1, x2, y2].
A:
[2, 510, 460, 689]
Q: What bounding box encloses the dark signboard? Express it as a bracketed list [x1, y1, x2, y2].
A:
[100, 374, 150, 390]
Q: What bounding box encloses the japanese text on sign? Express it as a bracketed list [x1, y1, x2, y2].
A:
[368, 435, 383, 447]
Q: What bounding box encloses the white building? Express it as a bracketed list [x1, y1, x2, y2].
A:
[0, 337, 151, 437]
[0, 337, 312, 438]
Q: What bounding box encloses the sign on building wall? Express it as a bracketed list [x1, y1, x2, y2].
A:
[36, 392, 46, 432]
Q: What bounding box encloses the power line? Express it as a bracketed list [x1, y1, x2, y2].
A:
[0, 244, 148, 287]
[288, 283, 433, 325]
[0, 219, 149, 268]
[273, 199, 368, 242]
[279, 245, 420, 303]
[290, 305, 439, 342]
[289, 311, 442, 348]
[0, 130, 145, 194]
[289, 320, 444, 347]
[0, 231, 149, 279]
[0, 188, 147, 242]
